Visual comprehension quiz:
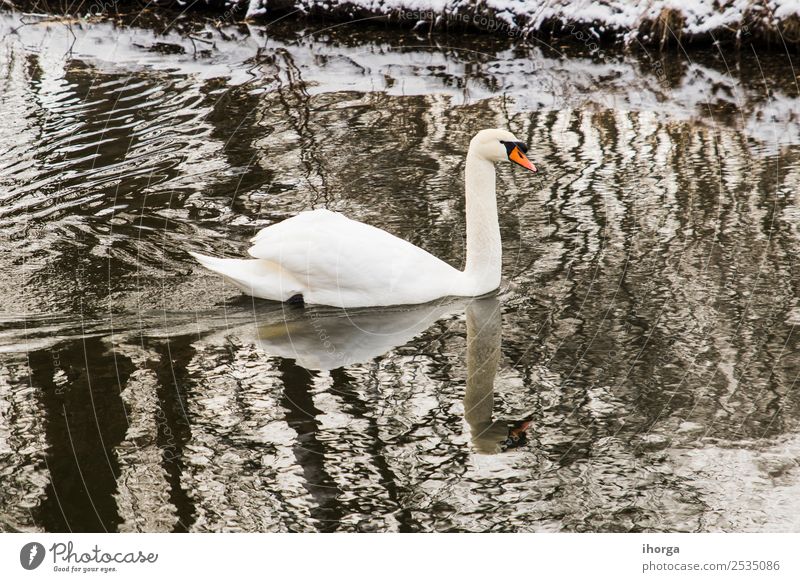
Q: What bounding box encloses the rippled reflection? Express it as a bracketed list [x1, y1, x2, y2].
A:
[253, 301, 464, 371]
[464, 298, 531, 455]
[1, 12, 800, 532]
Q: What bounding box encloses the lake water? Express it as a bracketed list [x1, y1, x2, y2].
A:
[1, 12, 800, 532]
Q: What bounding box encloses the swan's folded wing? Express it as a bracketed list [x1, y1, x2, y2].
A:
[250, 209, 348, 244]
[246, 209, 459, 303]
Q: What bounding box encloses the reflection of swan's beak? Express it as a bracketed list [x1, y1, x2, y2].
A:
[508, 143, 537, 173]
[501, 419, 532, 452]
[510, 419, 531, 436]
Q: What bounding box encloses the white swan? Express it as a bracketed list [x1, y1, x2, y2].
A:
[189, 128, 536, 308]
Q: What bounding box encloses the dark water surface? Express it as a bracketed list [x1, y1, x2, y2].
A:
[1, 12, 800, 532]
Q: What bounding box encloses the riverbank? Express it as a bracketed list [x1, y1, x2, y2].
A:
[245, 0, 800, 48]
[5, 0, 800, 49]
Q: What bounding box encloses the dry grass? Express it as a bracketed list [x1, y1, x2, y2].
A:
[640, 7, 686, 49]
[778, 14, 800, 43]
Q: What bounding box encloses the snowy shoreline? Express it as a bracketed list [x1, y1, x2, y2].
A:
[5, 0, 800, 48]
[244, 0, 800, 48]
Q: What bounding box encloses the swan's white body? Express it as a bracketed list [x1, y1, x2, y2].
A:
[190, 129, 535, 308]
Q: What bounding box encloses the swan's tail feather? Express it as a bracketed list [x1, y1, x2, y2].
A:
[188, 251, 299, 302]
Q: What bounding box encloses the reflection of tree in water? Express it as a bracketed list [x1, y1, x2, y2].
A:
[278, 360, 343, 532]
[28, 338, 133, 532]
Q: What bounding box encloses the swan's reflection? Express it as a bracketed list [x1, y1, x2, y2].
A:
[254, 296, 530, 454]
[254, 301, 465, 371]
[464, 298, 531, 454]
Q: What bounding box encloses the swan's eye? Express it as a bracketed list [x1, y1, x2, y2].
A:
[500, 140, 528, 155]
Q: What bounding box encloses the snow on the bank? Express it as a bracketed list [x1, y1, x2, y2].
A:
[773, 0, 800, 19]
[243, 0, 800, 43]
[244, 0, 266, 19]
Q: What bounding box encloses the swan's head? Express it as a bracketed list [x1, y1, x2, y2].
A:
[469, 128, 537, 173]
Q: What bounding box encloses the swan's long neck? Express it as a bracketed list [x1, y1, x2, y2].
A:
[463, 149, 501, 293]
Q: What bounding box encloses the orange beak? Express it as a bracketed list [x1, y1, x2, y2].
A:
[509, 146, 537, 172]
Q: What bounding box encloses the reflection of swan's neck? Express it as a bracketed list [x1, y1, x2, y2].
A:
[464, 299, 502, 434]
[463, 149, 501, 294]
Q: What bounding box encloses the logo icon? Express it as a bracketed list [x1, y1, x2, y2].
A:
[20, 542, 46, 570]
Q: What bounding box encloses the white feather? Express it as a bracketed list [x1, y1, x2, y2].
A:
[190, 129, 534, 308]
